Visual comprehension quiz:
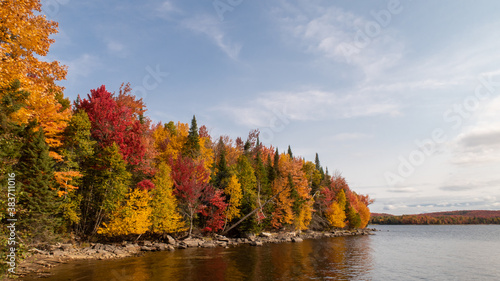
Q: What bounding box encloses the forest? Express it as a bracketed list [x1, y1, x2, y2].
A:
[370, 211, 500, 225]
[0, 0, 372, 248]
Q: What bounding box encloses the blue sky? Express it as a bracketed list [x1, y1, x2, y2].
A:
[43, 0, 500, 215]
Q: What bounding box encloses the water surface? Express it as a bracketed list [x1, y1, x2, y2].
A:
[23, 225, 500, 280]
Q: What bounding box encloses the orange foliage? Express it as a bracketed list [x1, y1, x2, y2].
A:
[1, 0, 70, 152]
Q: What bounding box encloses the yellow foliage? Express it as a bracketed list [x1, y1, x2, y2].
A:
[295, 200, 314, 231]
[1, 0, 70, 152]
[150, 162, 186, 234]
[224, 175, 243, 221]
[199, 135, 214, 172]
[153, 121, 188, 161]
[326, 201, 346, 228]
[98, 189, 152, 236]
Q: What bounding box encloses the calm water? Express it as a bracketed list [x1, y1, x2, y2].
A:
[24, 225, 500, 280]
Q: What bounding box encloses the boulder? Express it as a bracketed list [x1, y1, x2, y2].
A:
[201, 241, 217, 248]
[260, 232, 272, 238]
[183, 239, 201, 248]
[292, 237, 303, 243]
[141, 246, 154, 251]
[166, 235, 176, 245]
[250, 241, 263, 246]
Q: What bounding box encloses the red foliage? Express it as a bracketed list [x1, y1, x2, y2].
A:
[200, 186, 228, 232]
[76, 85, 145, 165]
[170, 156, 210, 207]
[137, 179, 155, 191]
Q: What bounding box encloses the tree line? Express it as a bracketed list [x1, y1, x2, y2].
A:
[370, 214, 500, 225]
[0, 0, 373, 244]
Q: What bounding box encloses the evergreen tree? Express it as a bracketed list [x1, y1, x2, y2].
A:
[212, 137, 231, 189]
[16, 125, 61, 242]
[266, 153, 276, 183]
[0, 80, 29, 178]
[183, 115, 201, 158]
[243, 140, 251, 155]
[273, 148, 280, 177]
[315, 153, 321, 171]
[287, 145, 293, 158]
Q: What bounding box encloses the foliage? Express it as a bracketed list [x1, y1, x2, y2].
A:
[150, 162, 185, 234]
[224, 175, 243, 221]
[98, 189, 152, 236]
[170, 155, 211, 236]
[76, 85, 145, 165]
[15, 124, 61, 242]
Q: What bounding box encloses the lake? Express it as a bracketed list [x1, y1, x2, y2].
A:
[23, 225, 500, 280]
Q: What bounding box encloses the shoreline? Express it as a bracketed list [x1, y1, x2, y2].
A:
[6, 228, 374, 280]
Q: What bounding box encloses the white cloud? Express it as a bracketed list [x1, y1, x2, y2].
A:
[273, 3, 405, 81]
[182, 14, 241, 60]
[328, 132, 373, 142]
[63, 54, 100, 79]
[217, 89, 400, 127]
[387, 187, 419, 193]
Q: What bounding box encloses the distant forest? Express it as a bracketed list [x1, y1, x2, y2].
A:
[370, 210, 500, 225]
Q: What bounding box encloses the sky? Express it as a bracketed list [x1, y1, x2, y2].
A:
[41, 0, 500, 215]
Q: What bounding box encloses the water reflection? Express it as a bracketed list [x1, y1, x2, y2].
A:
[24, 236, 373, 281]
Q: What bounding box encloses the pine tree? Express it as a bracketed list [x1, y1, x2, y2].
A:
[212, 137, 231, 189]
[266, 153, 276, 183]
[315, 153, 321, 171]
[0, 81, 29, 178]
[287, 145, 293, 158]
[183, 115, 201, 158]
[16, 125, 61, 242]
[273, 148, 280, 177]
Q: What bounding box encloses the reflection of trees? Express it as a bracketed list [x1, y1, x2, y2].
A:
[307, 236, 374, 280]
[38, 237, 373, 281]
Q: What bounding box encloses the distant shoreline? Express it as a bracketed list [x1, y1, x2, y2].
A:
[370, 210, 500, 225]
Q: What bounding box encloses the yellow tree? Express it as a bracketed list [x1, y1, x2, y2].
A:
[0, 0, 70, 151]
[150, 162, 185, 234]
[224, 174, 243, 221]
[153, 121, 189, 161]
[98, 189, 152, 236]
[325, 201, 346, 228]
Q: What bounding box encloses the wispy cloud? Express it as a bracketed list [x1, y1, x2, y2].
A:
[217, 89, 400, 127]
[272, 2, 405, 80]
[181, 14, 242, 60]
[62, 53, 101, 80]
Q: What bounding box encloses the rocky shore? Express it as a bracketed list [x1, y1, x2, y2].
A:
[8, 228, 374, 279]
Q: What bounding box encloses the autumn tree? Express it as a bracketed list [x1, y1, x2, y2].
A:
[200, 186, 228, 233]
[153, 121, 189, 161]
[98, 189, 152, 236]
[224, 175, 243, 222]
[150, 162, 185, 234]
[170, 156, 211, 236]
[1, 0, 70, 152]
[76, 85, 145, 166]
